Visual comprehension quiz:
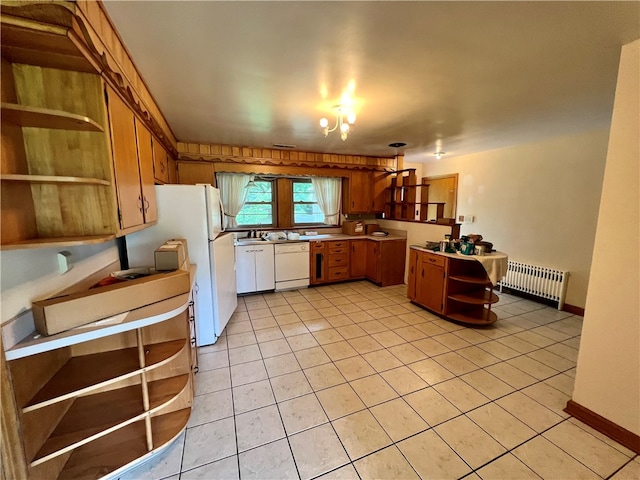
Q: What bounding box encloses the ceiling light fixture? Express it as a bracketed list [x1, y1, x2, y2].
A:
[434, 151, 446, 160]
[320, 104, 356, 142]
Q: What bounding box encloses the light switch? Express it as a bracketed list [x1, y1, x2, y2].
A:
[58, 251, 72, 274]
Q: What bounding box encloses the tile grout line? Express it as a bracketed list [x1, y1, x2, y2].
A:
[184, 286, 609, 480]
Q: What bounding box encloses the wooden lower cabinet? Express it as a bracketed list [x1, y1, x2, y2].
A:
[312, 238, 406, 287]
[367, 239, 407, 287]
[408, 247, 499, 324]
[407, 249, 419, 301]
[416, 253, 446, 314]
[2, 281, 198, 480]
[350, 240, 368, 279]
[326, 241, 349, 282]
[310, 241, 327, 285]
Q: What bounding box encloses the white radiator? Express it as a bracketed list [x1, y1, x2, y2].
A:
[499, 261, 569, 310]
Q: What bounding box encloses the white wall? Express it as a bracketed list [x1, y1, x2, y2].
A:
[572, 39, 639, 435]
[411, 128, 609, 308]
[0, 242, 119, 325]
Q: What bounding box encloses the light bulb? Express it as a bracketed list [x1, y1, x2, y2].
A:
[347, 112, 356, 125]
[341, 130, 348, 142]
[340, 123, 349, 133]
[320, 118, 329, 128]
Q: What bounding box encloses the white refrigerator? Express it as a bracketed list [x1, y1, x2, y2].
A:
[126, 184, 237, 346]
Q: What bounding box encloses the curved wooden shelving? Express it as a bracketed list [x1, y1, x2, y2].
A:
[1, 174, 110, 186]
[448, 290, 499, 305]
[448, 309, 498, 325]
[449, 274, 493, 285]
[24, 339, 187, 412]
[31, 375, 190, 466]
[56, 408, 191, 480]
[1, 102, 104, 132]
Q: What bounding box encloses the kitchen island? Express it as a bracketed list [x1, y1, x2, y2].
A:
[408, 246, 508, 325]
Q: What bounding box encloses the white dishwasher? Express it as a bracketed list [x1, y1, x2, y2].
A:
[274, 242, 310, 291]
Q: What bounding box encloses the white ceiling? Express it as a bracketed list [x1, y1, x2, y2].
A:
[103, 1, 639, 162]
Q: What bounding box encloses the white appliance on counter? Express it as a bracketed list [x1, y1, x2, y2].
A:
[126, 184, 237, 346]
[275, 242, 310, 291]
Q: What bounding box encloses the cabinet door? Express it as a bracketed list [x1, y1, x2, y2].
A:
[350, 240, 367, 278]
[343, 171, 372, 213]
[168, 156, 178, 184]
[255, 244, 275, 291]
[366, 241, 380, 282]
[310, 241, 326, 284]
[107, 87, 144, 230]
[235, 246, 256, 294]
[177, 161, 214, 185]
[407, 249, 418, 300]
[379, 240, 407, 287]
[371, 171, 389, 213]
[152, 137, 170, 184]
[416, 260, 445, 313]
[135, 119, 157, 224]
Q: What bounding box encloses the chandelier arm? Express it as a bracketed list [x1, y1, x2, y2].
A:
[326, 116, 340, 133]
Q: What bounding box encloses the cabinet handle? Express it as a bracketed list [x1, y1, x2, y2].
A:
[138, 195, 143, 214]
[189, 315, 195, 323]
[429, 258, 437, 263]
[188, 300, 195, 307]
[421, 268, 424, 278]
[191, 337, 196, 346]
[143, 196, 150, 213]
[193, 366, 199, 374]
[160, 162, 166, 173]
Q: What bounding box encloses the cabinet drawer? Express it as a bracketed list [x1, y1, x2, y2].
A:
[422, 253, 446, 268]
[311, 241, 325, 252]
[328, 247, 348, 255]
[328, 241, 348, 249]
[328, 266, 348, 280]
[327, 253, 348, 267]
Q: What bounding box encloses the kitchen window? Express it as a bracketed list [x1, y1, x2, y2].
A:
[292, 179, 324, 225]
[236, 179, 275, 226]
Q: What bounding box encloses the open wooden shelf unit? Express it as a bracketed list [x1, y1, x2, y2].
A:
[385, 170, 446, 221]
[5, 285, 197, 480]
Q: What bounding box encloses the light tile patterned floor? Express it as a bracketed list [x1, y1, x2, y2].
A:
[120, 282, 638, 480]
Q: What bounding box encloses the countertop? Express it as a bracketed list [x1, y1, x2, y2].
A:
[410, 245, 508, 285]
[235, 233, 406, 246]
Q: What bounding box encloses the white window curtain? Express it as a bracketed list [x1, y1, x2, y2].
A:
[311, 177, 342, 225]
[216, 173, 251, 228]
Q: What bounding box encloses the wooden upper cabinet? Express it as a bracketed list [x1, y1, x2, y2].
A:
[152, 137, 169, 184]
[106, 86, 157, 232]
[372, 171, 389, 213]
[136, 121, 157, 224]
[168, 157, 178, 184]
[343, 170, 372, 214]
[177, 161, 214, 185]
[107, 86, 144, 230]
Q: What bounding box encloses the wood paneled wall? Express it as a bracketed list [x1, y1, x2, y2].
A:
[73, 1, 178, 153]
[178, 142, 399, 172]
